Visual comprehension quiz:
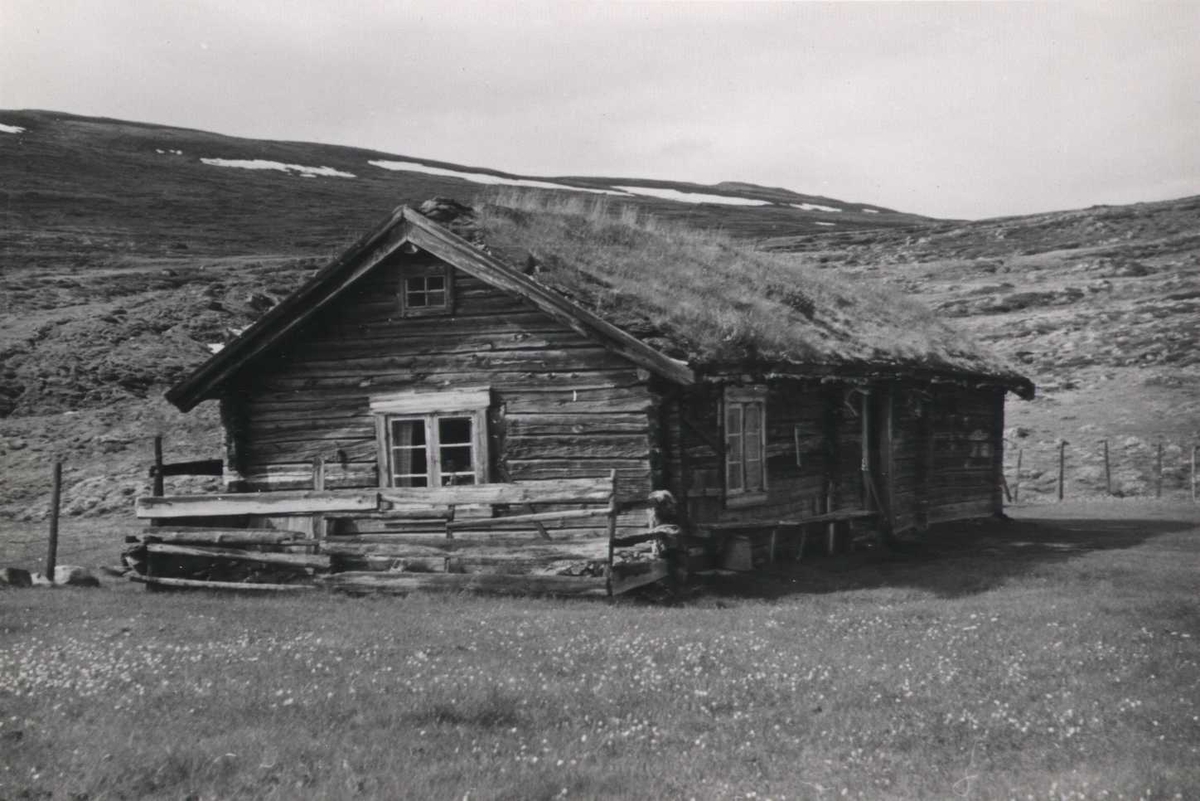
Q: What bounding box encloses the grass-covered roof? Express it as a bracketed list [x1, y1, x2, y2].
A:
[430, 193, 1031, 395]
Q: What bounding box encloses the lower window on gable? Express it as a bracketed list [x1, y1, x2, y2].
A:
[386, 414, 482, 487]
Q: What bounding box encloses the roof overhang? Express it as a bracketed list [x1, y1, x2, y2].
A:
[695, 362, 1035, 400]
[166, 205, 694, 412]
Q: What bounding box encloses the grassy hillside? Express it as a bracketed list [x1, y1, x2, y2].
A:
[0, 110, 1197, 524]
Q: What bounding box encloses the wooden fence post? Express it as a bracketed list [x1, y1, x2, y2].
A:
[1057, 440, 1067, 502]
[1102, 439, 1111, 495]
[1013, 449, 1022, 503]
[46, 460, 63, 582]
[152, 435, 165, 497]
[311, 456, 326, 546]
[1155, 439, 1164, 499]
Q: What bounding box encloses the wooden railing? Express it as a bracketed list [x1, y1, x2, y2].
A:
[127, 472, 669, 597]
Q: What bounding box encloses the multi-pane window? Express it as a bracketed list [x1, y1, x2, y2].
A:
[403, 275, 446, 311]
[386, 414, 480, 487]
[371, 388, 490, 489]
[399, 263, 453, 317]
[725, 386, 767, 499]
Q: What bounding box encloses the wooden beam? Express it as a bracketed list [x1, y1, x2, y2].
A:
[129, 575, 316, 591]
[138, 528, 313, 545]
[144, 543, 331, 570]
[136, 490, 379, 519]
[319, 571, 609, 597]
[447, 506, 612, 532]
[610, 561, 670, 595]
[380, 478, 613, 507]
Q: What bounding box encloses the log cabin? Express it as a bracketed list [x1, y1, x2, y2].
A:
[153, 196, 1033, 586]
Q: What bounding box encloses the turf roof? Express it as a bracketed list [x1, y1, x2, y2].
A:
[431, 195, 1032, 395]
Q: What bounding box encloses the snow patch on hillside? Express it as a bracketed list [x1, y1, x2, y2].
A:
[156, 149, 184, 155]
[861, 208, 881, 214]
[201, 158, 355, 178]
[791, 202, 842, 213]
[614, 186, 771, 207]
[369, 160, 626, 195]
[0, 123, 27, 134]
[815, 222, 836, 227]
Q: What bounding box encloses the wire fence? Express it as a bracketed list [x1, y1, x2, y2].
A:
[1006, 438, 1198, 503]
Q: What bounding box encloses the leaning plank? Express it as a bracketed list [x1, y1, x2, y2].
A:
[137, 528, 312, 545]
[136, 490, 379, 518]
[379, 478, 611, 507]
[447, 506, 611, 532]
[319, 571, 608, 597]
[610, 561, 670, 595]
[144, 543, 331, 570]
[129, 575, 316, 591]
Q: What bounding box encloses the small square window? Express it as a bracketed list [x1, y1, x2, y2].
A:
[399, 267, 453, 316]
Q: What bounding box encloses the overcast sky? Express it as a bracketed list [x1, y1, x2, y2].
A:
[3, 1, 1198, 218]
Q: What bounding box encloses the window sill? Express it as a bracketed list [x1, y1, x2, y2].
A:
[725, 491, 768, 509]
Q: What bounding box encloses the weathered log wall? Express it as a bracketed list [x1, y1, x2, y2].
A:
[221, 250, 656, 535]
[923, 384, 1004, 524]
[659, 378, 1004, 538]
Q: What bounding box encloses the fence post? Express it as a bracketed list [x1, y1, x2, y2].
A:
[46, 460, 63, 582]
[152, 435, 165, 497]
[1102, 439, 1111, 495]
[1013, 449, 1022, 503]
[1155, 439, 1164, 499]
[1058, 440, 1067, 502]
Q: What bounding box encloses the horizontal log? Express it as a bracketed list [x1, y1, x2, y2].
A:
[325, 531, 608, 547]
[138, 527, 313, 545]
[504, 435, 649, 461]
[448, 506, 612, 532]
[319, 572, 609, 597]
[275, 348, 629, 379]
[246, 371, 645, 401]
[380, 477, 612, 507]
[248, 423, 375, 446]
[129, 575, 316, 591]
[328, 312, 568, 339]
[136, 490, 379, 519]
[239, 463, 377, 491]
[324, 541, 606, 561]
[145, 543, 331, 569]
[505, 414, 649, 437]
[303, 330, 592, 359]
[245, 438, 377, 464]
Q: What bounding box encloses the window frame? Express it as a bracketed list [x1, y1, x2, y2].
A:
[398, 262, 454, 318]
[370, 388, 490, 488]
[724, 385, 768, 507]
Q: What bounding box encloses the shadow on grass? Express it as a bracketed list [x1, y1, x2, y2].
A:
[685, 513, 1198, 602]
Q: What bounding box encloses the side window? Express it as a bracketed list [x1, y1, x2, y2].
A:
[725, 386, 767, 502]
[371, 388, 489, 488]
[399, 263, 453, 317]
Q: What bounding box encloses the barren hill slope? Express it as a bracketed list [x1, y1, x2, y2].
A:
[765, 198, 1200, 499]
[1, 110, 1197, 525]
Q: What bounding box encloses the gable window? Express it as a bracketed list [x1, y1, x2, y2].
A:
[399, 263, 453, 317]
[725, 386, 767, 504]
[371, 388, 489, 487]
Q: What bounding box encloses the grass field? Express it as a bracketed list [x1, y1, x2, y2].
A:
[2, 502, 1199, 800]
